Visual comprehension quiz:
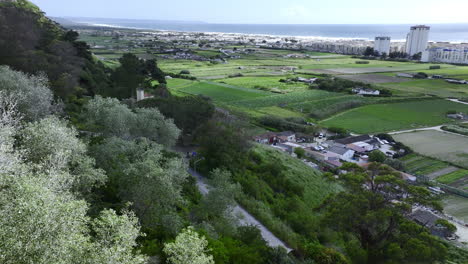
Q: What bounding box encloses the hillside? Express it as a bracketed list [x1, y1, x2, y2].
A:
[0, 0, 110, 98]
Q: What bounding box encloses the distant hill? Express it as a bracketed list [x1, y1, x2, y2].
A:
[0, 0, 110, 98]
[49, 16, 81, 26]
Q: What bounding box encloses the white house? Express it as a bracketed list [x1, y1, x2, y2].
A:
[327, 146, 355, 162]
[352, 88, 380, 96]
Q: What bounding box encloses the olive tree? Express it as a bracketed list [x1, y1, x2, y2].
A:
[91, 137, 188, 232]
[0, 66, 54, 121]
[164, 226, 214, 264]
[83, 96, 180, 147]
[0, 97, 147, 264]
[19, 116, 106, 194]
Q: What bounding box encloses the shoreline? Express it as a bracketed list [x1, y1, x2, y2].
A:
[74, 22, 463, 44]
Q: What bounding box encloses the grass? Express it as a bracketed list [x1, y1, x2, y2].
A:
[393, 130, 468, 169]
[436, 169, 468, 184]
[321, 99, 468, 134]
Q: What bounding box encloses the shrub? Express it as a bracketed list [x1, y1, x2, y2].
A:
[179, 70, 190, 75]
[294, 148, 306, 159]
[369, 150, 386, 163]
[414, 72, 428, 79]
[429, 65, 441, 70]
[355, 61, 370, 64]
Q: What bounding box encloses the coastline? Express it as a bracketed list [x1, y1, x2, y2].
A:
[79, 22, 406, 43]
[71, 21, 465, 44]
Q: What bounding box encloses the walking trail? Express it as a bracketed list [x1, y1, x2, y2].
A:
[188, 168, 292, 253]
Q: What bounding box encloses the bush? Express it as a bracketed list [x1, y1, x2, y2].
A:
[294, 148, 306, 159]
[179, 70, 190, 75]
[228, 73, 243, 78]
[436, 219, 457, 234]
[384, 158, 405, 171]
[355, 61, 370, 64]
[429, 65, 441, 70]
[414, 72, 428, 79]
[369, 150, 386, 163]
[258, 116, 313, 133]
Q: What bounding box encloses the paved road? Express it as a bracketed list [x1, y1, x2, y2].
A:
[388, 125, 444, 135]
[188, 168, 292, 253]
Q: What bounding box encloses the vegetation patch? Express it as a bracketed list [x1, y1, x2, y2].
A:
[436, 169, 468, 184]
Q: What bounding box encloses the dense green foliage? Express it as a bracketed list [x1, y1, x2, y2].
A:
[321, 163, 447, 263]
[0, 70, 147, 264]
[0, 0, 111, 97]
[109, 53, 166, 99]
[137, 95, 215, 135]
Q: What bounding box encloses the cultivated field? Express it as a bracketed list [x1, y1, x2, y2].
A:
[393, 130, 468, 169]
[379, 79, 468, 98]
[399, 153, 453, 178]
[321, 99, 468, 133]
[339, 74, 408, 84]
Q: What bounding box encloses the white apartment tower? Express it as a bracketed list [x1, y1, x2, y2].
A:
[374, 36, 391, 55]
[405, 25, 430, 56]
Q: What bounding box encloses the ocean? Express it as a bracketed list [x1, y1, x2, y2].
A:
[66, 17, 468, 43]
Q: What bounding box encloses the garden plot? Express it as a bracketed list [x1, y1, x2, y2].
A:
[393, 130, 468, 169]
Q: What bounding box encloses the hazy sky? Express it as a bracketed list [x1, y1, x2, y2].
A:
[31, 0, 468, 24]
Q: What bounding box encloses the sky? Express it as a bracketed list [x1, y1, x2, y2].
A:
[31, 0, 468, 24]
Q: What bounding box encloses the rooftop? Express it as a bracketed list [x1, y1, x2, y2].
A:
[335, 135, 372, 145]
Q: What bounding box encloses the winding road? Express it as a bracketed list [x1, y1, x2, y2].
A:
[188, 168, 292, 253]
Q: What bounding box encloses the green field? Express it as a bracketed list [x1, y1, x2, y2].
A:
[321, 99, 468, 133]
[443, 195, 468, 223]
[379, 79, 468, 98]
[436, 169, 468, 184]
[173, 81, 269, 102]
[393, 130, 468, 169]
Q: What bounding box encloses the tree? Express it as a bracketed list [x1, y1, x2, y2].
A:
[363, 47, 376, 57]
[193, 169, 241, 231]
[368, 150, 386, 163]
[83, 96, 180, 147]
[321, 163, 446, 263]
[412, 52, 422, 61]
[110, 54, 166, 99]
[0, 66, 54, 121]
[196, 115, 251, 172]
[137, 95, 215, 136]
[111, 53, 146, 99]
[164, 227, 214, 264]
[91, 137, 188, 232]
[0, 97, 147, 264]
[19, 116, 106, 195]
[88, 209, 148, 264]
